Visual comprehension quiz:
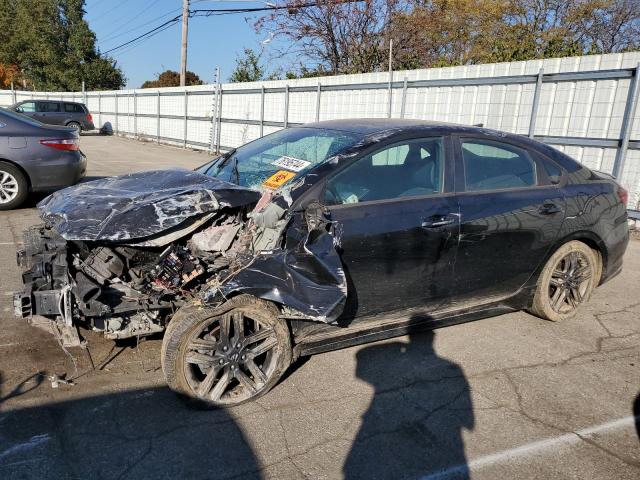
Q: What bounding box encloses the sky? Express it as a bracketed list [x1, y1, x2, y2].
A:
[84, 0, 278, 88]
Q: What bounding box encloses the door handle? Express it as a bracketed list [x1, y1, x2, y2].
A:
[422, 214, 456, 228]
[539, 202, 561, 215]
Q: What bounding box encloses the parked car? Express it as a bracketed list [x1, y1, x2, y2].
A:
[9, 100, 95, 131]
[0, 108, 86, 210]
[14, 119, 629, 406]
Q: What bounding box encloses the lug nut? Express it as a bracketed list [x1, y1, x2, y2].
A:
[223, 346, 228, 351]
[241, 354, 246, 360]
[236, 343, 241, 349]
[219, 359, 224, 364]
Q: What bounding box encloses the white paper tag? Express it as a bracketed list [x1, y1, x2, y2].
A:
[271, 156, 311, 172]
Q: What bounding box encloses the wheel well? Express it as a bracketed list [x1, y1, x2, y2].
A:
[0, 159, 31, 189]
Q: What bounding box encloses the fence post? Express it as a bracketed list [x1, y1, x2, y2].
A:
[11, 82, 16, 104]
[133, 90, 138, 138]
[283, 84, 289, 128]
[183, 90, 188, 148]
[529, 68, 544, 138]
[400, 76, 408, 119]
[315, 82, 321, 122]
[97, 92, 101, 130]
[612, 62, 640, 180]
[114, 93, 118, 135]
[216, 85, 222, 152]
[82, 80, 87, 106]
[156, 91, 161, 143]
[260, 85, 265, 137]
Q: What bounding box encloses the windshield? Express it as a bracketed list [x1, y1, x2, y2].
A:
[198, 127, 363, 190]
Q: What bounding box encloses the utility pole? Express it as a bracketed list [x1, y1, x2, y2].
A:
[180, 0, 189, 87]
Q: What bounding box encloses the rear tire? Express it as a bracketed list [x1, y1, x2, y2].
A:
[530, 241, 600, 321]
[0, 162, 28, 210]
[66, 121, 81, 132]
[162, 295, 292, 407]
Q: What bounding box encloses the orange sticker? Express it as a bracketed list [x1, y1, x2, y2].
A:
[262, 170, 296, 189]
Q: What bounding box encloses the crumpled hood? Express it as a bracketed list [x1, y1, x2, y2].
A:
[38, 169, 261, 242]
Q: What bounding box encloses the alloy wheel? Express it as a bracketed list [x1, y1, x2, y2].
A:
[182, 310, 280, 404]
[548, 251, 593, 314]
[0, 171, 19, 204]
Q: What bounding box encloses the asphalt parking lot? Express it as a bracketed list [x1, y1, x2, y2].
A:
[0, 134, 639, 479]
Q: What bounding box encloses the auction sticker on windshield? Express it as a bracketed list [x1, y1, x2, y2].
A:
[263, 170, 296, 189]
[271, 156, 311, 172]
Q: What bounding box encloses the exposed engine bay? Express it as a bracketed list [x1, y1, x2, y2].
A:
[13, 169, 347, 343]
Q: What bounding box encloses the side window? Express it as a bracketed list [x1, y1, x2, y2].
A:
[325, 137, 444, 205]
[36, 102, 60, 112]
[461, 139, 537, 191]
[17, 102, 35, 113]
[64, 103, 84, 113]
[541, 158, 563, 184]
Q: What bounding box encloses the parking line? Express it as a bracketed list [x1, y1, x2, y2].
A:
[420, 415, 639, 480]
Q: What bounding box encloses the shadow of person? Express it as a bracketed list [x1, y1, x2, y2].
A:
[634, 392, 640, 440]
[0, 386, 261, 479]
[344, 329, 474, 480]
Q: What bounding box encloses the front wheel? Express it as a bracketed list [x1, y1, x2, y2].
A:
[66, 121, 81, 132]
[530, 241, 600, 321]
[161, 295, 292, 406]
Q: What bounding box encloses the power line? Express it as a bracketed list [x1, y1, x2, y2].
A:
[102, 15, 182, 55]
[98, 7, 182, 46]
[102, 2, 328, 56]
[97, 0, 165, 44]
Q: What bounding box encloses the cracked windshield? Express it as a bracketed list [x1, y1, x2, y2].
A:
[198, 127, 362, 190]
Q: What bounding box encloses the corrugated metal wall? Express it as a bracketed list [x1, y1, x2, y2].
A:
[1, 51, 639, 209]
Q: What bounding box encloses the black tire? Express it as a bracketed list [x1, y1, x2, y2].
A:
[161, 295, 292, 406]
[0, 162, 28, 210]
[66, 121, 81, 132]
[530, 241, 600, 321]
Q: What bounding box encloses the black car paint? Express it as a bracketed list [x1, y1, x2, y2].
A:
[276, 121, 628, 353]
[0, 109, 86, 192]
[30, 119, 628, 356]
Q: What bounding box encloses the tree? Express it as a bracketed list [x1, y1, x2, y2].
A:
[255, 0, 399, 75]
[256, 0, 640, 74]
[229, 48, 265, 83]
[141, 70, 203, 88]
[0, 0, 125, 90]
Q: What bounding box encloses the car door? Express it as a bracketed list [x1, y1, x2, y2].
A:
[451, 135, 566, 304]
[322, 135, 459, 321]
[35, 102, 63, 125]
[14, 101, 37, 119]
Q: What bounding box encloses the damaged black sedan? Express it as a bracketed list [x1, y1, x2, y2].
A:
[14, 119, 629, 405]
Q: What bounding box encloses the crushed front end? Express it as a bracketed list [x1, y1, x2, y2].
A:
[13, 169, 348, 345]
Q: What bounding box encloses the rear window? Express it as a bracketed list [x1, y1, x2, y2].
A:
[462, 139, 537, 191]
[64, 103, 85, 113]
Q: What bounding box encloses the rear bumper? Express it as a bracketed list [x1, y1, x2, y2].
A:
[29, 151, 86, 192]
[600, 213, 629, 285]
[81, 120, 95, 131]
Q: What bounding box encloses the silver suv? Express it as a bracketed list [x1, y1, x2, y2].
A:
[9, 100, 95, 131]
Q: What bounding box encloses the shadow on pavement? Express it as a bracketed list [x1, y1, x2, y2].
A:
[344, 328, 474, 480]
[0, 382, 261, 479]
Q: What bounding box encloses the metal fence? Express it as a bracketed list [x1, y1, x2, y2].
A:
[1, 52, 639, 210]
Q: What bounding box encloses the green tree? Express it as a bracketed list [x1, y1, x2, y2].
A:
[141, 70, 203, 88]
[0, 0, 125, 90]
[229, 48, 265, 83]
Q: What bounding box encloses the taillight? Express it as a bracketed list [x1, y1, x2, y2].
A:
[617, 186, 628, 206]
[40, 138, 79, 151]
[86, 113, 93, 123]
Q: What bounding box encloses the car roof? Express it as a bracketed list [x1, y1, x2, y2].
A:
[299, 118, 476, 135]
[18, 99, 83, 105]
